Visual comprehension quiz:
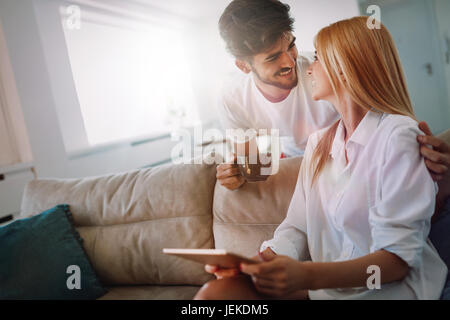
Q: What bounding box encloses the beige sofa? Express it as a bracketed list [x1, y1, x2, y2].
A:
[19, 130, 450, 300]
[19, 153, 302, 299]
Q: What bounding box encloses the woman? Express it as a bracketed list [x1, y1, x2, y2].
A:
[195, 16, 447, 300]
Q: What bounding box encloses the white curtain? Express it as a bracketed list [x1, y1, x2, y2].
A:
[0, 101, 18, 167]
[0, 20, 32, 168]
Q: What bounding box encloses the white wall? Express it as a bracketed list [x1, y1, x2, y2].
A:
[0, 0, 67, 218]
[285, 0, 360, 51]
[435, 0, 450, 120]
[0, 0, 69, 179]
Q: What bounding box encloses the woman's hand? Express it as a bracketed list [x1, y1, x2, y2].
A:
[204, 264, 240, 280]
[205, 248, 277, 280]
[240, 255, 312, 297]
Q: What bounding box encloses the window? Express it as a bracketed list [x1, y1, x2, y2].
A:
[60, 1, 200, 147]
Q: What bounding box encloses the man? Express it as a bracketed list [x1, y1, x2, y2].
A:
[216, 0, 338, 189]
[215, 0, 450, 211]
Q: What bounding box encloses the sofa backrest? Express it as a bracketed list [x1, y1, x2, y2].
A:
[20, 163, 217, 286]
[212, 157, 302, 258]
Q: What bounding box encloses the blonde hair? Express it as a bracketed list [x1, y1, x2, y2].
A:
[311, 16, 415, 184]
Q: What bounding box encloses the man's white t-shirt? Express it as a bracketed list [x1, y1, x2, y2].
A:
[218, 53, 340, 156]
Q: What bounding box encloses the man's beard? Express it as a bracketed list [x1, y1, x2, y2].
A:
[252, 65, 299, 90]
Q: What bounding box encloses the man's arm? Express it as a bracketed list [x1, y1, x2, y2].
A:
[417, 122, 450, 220]
[216, 92, 249, 190]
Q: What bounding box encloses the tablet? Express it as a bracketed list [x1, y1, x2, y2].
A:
[162, 248, 259, 269]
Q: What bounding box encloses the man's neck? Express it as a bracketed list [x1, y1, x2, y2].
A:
[253, 76, 292, 103]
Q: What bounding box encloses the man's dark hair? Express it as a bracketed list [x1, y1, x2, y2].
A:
[219, 0, 295, 59]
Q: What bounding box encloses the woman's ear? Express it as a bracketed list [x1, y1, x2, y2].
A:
[235, 60, 251, 74]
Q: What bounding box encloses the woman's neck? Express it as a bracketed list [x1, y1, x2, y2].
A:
[331, 94, 368, 143]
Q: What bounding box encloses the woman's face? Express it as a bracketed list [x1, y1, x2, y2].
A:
[307, 52, 334, 101]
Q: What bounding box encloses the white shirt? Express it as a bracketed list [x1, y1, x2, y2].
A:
[261, 111, 448, 299]
[218, 53, 339, 156]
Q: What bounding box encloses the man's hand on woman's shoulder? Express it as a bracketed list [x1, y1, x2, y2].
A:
[418, 121, 450, 201]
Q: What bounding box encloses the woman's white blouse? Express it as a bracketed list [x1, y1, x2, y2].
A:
[261, 111, 447, 299]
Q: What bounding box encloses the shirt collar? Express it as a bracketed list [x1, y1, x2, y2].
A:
[330, 110, 384, 159]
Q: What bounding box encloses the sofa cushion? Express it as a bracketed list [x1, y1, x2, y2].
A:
[20, 163, 217, 286]
[212, 157, 302, 258]
[0, 205, 106, 299]
[99, 285, 200, 300]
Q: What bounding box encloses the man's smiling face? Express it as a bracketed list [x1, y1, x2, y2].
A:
[249, 32, 299, 90]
